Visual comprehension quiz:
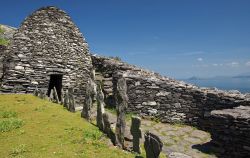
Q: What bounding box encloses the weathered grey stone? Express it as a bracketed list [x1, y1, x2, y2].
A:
[96, 82, 105, 130]
[115, 76, 128, 148]
[92, 55, 250, 129]
[144, 132, 163, 158]
[81, 79, 96, 121]
[103, 113, 116, 145]
[60, 90, 64, 105]
[130, 116, 142, 153]
[68, 88, 75, 112]
[63, 90, 69, 109]
[33, 87, 39, 96]
[53, 87, 59, 103]
[206, 106, 250, 157]
[49, 89, 54, 101]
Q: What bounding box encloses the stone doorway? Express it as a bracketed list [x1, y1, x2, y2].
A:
[48, 74, 63, 101]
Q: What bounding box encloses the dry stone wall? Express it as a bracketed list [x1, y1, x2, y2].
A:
[1, 7, 92, 109]
[92, 55, 250, 127]
[206, 106, 250, 157]
[0, 45, 6, 81]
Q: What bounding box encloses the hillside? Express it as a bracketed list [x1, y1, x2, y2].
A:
[0, 24, 16, 46]
[0, 94, 136, 158]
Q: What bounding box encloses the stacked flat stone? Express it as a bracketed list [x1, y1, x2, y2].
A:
[207, 106, 250, 157]
[92, 55, 250, 127]
[1, 7, 92, 110]
[0, 45, 7, 82]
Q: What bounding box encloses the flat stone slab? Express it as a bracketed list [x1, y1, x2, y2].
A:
[211, 105, 250, 119]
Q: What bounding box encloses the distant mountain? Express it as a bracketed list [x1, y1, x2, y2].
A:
[233, 75, 250, 79]
[186, 73, 250, 80]
[187, 76, 205, 80]
[232, 72, 250, 78]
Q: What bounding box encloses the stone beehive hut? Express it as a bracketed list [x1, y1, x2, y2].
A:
[1, 6, 92, 108]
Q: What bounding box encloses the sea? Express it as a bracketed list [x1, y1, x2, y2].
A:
[183, 78, 250, 94]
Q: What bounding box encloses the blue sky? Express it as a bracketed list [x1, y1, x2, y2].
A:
[1, 0, 250, 79]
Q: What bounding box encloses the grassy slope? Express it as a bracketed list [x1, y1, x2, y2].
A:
[0, 26, 9, 45]
[0, 94, 136, 158]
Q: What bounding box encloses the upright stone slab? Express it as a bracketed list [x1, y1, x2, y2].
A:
[68, 88, 75, 112]
[60, 90, 64, 105]
[63, 90, 69, 109]
[130, 116, 142, 153]
[114, 76, 128, 148]
[96, 82, 105, 130]
[103, 113, 116, 145]
[53, 87, 59, 103]
[34, 87, 39, 96]
[49, 89, 54, 101]
[81, 79, 95, 121]
[144, 132, 163, 158]
[39, 89, 46, 99]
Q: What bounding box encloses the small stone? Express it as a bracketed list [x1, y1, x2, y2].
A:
[142, 101, 157, 106]
[15, 66, 24, 70]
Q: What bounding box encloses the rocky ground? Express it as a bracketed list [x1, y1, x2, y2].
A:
[104, 109, 219, 158]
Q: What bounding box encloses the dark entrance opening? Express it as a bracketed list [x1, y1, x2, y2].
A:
[48, 74, 63, 101]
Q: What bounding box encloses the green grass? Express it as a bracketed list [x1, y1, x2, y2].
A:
[0, 25, 9, 46]
[0, 94, 136, 158]
[0, 38, 9, 46]
[0, 26, 4, 34]
[0, 118, 24, 132]
[105, 107, 138, 121]
[1, 110, 18, 118]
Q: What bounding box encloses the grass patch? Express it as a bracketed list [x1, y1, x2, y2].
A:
[1, 110, 18, 118]
[0, 38, 9, 46]
[0, 94, 137, 158]
[0, 118, 24, 132]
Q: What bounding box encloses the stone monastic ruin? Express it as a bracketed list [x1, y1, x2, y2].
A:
[1, 6, 92, 110]
[0, 6, 250, 157]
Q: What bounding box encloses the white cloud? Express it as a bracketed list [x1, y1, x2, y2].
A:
[227, 62, 239, 67]
[197, 58, 203, 62]
[212, 63, 223, 67]
[245, 61, 250, 66]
